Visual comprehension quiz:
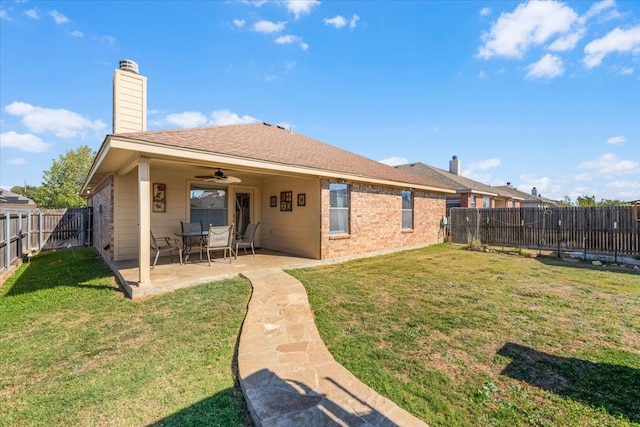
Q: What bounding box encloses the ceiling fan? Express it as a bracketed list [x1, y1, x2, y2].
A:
[194, 168, 241, 184]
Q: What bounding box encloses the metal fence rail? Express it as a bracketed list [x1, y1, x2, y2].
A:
[0, 208, 93, 275]
[449, 206, 640, 257]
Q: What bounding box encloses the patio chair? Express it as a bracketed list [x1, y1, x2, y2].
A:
[205, 223, 234, 265]
[150, 230, 183, 268]
[180, 221, 204, 261]
[233, 222, 260, 259]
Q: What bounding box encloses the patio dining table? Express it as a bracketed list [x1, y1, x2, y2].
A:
[174, 230, 208, 263]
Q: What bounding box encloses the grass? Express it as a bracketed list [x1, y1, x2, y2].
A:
[0, 247, 253, 427]
[288, 244, 640, 427]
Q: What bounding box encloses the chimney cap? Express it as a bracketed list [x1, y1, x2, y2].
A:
[119, 59, 139, 74]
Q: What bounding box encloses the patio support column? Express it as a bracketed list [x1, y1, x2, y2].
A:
[138, 158, 151, 286]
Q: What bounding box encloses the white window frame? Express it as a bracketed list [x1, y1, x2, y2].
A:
[401, 190, 413, 230]
[329, 183, 349, 234]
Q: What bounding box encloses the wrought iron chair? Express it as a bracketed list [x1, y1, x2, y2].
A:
[205, 223, 234, 265]
[150, 230, 183, 268]
[233, 222, 260, 259]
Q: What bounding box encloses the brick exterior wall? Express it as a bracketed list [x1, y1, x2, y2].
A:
[320, 180, 446, 259]
[88, 176, 114, 261]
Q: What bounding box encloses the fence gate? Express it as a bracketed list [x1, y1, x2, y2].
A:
[1, 208, 93, 274]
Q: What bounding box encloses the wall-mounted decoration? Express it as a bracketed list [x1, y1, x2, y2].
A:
[297, 193, 306, 206]
[153, 183, 166, 212]
[270, 196, 277, 208]
[280, 191, 293, 211]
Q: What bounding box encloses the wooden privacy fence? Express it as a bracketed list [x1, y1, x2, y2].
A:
[449, 206, 640, 257]
[0, 208, 93, 273]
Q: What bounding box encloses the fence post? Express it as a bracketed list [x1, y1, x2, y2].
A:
[557, 219, 562, 258]
[17, 213, 23, 259]
[39, 211, 43, 250]
[4, 212, 10, 270]
[27, 210, 32, 252]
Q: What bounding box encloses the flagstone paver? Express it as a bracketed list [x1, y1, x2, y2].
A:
[238, 268, 429, 427]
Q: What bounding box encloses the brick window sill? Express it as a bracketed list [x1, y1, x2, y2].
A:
[329, 234, 351, 240]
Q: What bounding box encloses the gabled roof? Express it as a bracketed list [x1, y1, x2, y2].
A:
[86, 123, 453, 193]
[395, 162, 518, 198]
[493, 185, 558, 205]
[0, 190, 37, 209]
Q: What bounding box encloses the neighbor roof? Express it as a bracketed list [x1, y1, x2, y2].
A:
[86, 123, 452, 193]
[395, 162, 518, 198]
[493, 185, 558, 205]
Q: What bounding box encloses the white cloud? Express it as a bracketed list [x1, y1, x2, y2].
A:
[4, 101, 106, 138]
[275, 34, 308, 50]
[0, 9, 9, 21]
[0, 131, 51, 153]
[102, 35, 117, 45]
[583, 26, 640, 68]
[606, 136, 626, 145]
[349, 14, 359, 30]
[324, 15, 347, 28]
[619, 66, 633, 75]
[49, 10, 69, 24]
[25, 8, 40, 19]
[578, 0, 617, 25]
[165, 111, 208, 128]
[604, 180, 640, 199]
[285, 0, 320, 20]
[478, 0, 577, 59]
[209, 109, 259, 126]
[480, 7, 491, 17]
[70, 30, 83, 37]
[467, 158, 501, 170]
[233, 19, 246, 28]
[253, 19, 286, 33]
[525, 53, 564, 79]
[548, 29, 584, 51]
[379, 157, 408, 166]
[7, 158, 27, 165]
[463, 158, 502, 184]
[163, 109, 259, 127]
[517, 173, 560, 197]
[578, 153, 639, 175]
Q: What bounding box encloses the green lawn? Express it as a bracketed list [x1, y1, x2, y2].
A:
[0, 247, 253, 427]
[289, 244, 640, 427]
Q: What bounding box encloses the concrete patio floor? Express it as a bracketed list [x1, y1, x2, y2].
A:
[108, 248, 319, 299]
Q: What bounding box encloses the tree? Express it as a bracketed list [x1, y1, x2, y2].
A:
[10, 185, 40, 201]
[576, 195, 596, 207]
[32, 145, 95, 209]
[558, 195, 573, 207]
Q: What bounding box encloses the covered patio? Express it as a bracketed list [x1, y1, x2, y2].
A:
[108, 248, 319, 299]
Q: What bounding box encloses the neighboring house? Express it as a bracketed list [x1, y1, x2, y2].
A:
[493, 185, 559, 208]
[0, 190, 37, 211]
[395, 158, 523, 212]
[81, 60, 454, 287]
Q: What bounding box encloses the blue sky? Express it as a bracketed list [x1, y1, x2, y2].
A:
[1, 0, 638, 202]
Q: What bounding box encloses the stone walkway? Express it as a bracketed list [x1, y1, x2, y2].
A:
[238, 268, 429, 426]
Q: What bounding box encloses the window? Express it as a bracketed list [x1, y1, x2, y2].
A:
[402, 190, 413, 229]
[483, 197, 491, 208]
[190, 184, 227, 227]
[470, 195, 476, 208]
[329, 183, 349, 234]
